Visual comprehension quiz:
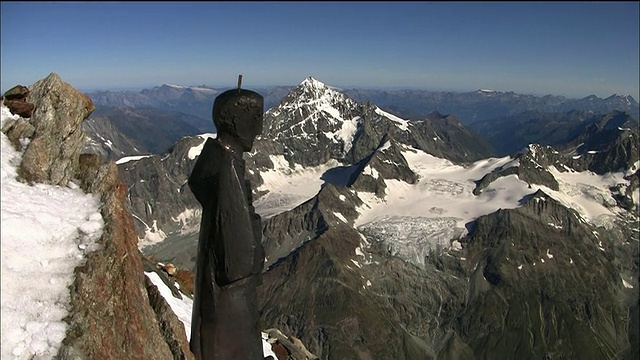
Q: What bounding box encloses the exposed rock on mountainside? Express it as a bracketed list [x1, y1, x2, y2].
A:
[262, 78, 494, 170]
[2, 84, 34, 118]
[566, 110, 639, 174]
[259, 182, 638, 359]
[5, 73, 95, 185]
[474, 113, 639, 198]
[2, 73, 194, 359]
[116, 134, 207, 245]
[473, 145, 560, 195]
[449, 190, 638, 359]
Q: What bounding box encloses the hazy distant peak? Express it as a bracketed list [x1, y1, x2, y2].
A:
[607, 94, 637, 104]
[160, 83, 217, 93]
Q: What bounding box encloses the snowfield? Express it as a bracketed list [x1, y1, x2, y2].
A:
[248, 142, 633, 268]
[1, 105, 104, 359]
[249, 136, 633, 268]
[352, 146, 632, 266]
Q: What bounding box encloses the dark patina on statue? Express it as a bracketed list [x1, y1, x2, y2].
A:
[188, 76, 265, 360]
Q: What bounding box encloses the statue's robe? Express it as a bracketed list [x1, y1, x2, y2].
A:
[188, 138, 264, 360]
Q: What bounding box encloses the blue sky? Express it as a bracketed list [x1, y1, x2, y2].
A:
[1, 1, 638, 99]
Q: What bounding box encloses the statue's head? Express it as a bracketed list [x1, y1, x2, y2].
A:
[213, 89, 264, 152]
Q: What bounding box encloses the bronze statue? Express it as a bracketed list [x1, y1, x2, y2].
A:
[188, 77, 265, 359]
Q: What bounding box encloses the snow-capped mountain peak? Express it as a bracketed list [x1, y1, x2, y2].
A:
[289, 76, 351, 105]
[263, 77, 360, 147]
[299, 76, 327, 89]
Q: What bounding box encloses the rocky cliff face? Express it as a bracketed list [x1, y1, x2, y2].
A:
[3, 73, 95, 186]
[2, 73, 194, 360]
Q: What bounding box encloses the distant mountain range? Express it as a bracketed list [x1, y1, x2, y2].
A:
[469, 109, 639, 156]
[100, 77, 639, 359]
[343, 88, 639, 123]
[88, 84, 639, 124]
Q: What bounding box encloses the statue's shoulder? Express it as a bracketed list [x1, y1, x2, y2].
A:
[190, 138, 226, 179]
[197, 138, 227, 161]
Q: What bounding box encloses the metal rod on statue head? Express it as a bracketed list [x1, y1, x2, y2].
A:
[237, 74, 243, 93]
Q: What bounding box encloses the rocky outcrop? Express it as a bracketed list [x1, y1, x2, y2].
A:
[264, 328, 319, 360]
[261, 183, 362, 269]
[3, 84, 35, 118]
[2, 73, 194, 359]
[473, 144, 560, 195]
[15, 73, 95, 185]
[567, 111, 639, 174]
[473, 113, 640, 195]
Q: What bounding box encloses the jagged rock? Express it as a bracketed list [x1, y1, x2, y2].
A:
[3, 84, 30, 100]
[3, 99, 35, 118]
[3, 84, 34, 118]
[116, 134, 204, 242]
[262, 183, 362, 269]
[473, 144, 570, 195]
[1, 115, 35, 150]
[18, 72, 96, 185]
[163, 263, 177, 276]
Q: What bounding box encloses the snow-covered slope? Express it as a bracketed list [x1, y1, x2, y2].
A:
[354, 144, 636, 267]
[1, 105, 104, 359]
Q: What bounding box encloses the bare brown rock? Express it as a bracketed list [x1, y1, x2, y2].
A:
[3, 99, 34, 118]
[59, 162, 176, 359]
[1, 116, 35, 150]
[3, 84, 30, 100]
[18, 72, 95, 185]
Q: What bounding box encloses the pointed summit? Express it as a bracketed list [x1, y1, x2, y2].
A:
[292, 76, 340, 103]
[269, 76, 356, 119]
[299, 76, 327, 89]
